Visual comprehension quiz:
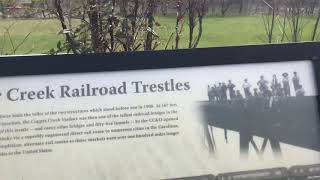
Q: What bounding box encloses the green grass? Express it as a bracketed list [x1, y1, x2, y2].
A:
[0, 16, 319, 55]
[157, 16, 319, 49]
[0, 19, 64, 54]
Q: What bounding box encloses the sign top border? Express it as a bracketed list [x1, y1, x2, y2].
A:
[0, 42, 319, 77]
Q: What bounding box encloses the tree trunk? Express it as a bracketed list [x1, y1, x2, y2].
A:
[311, 10, 320, 41]
[221, 0, 230, 16]
[88, 0, 103, 53]
[269, 8, 275, 43]
[145, 0, 155, 51]
[0, 2, 4, 16]
[175, 15, 181, 49]
[238, 0, 243, 14]
[188, 0, 196, 48]
[120, 0, 128, 15]
[131, 0, 139, 37]
[54, 0, 80, 54]
[175, 1, 183, 49]
[221, 1, 226, 16]
[193, 13, 203, 48]
[109, 0, 116, 51]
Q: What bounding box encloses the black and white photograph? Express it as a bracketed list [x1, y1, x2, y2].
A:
[198, 61, 320, 162]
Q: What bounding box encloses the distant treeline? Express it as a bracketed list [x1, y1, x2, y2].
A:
[50, 0, 319, 16]
[2, 0, 319, 18]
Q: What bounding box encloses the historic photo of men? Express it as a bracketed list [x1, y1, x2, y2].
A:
[207, 71, 305, 103]
[200, 69, 320, 160]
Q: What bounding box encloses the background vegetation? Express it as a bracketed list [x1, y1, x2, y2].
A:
[0, 0, 319, 55]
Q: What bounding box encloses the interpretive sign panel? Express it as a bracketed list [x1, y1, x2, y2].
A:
[0, 43, 320, 180]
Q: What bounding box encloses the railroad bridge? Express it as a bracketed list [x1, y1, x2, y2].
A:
[199, 96, 320, 159]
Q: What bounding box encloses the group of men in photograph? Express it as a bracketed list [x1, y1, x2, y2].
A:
[208, 72, 305, 102]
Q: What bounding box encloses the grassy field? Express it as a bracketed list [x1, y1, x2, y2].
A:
[0, 16, 319, 55]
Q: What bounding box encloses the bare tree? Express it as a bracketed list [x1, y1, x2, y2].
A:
[145, 0, 156, 50]
[209, 0, 219, 15]
[276, 9, 289, 42]
[87, 0, 103, 53]
[51, 0, 207, 54]
[261, 0, 277, 43]
[237, 0, 244, 14]
[186, 0, 208, 48]
[193, 0, 208, 48]
[119, 0, 142, 51]
[219, 0, 233, 16]
[306, 0, 318, 15]
[0, 0, 15, 16]
[160, 0, 169, 15]
[187, 0, 197, 48]
[52, 0, 159, 54]
[285, 0, 308, 42]
[119, 0, 128, 15]
[54, 0, 80, 54]
[173, 0, 185, 49]
[311, 8, 320, 41]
